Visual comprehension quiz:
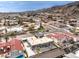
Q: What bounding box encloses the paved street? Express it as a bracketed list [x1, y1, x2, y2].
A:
[31, 48, 65, 58]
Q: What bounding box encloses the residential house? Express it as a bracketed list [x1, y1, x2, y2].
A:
[25, 36, 60, 57]
[0, 39, 25, 58]
[69, 19, 77, 27]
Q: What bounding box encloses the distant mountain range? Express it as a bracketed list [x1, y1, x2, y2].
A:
[25, 1, 79, 18]
[0, 1, 79, 19]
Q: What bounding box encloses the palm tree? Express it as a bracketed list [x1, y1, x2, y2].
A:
[5, 35, 8, 42]
[4, 28, 9, 42]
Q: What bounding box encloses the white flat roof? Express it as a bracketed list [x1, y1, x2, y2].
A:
[7, 26, 23, 32]
[26, 36, 53, 46]
[0, 26, 5, 30]
[76, 27, 79, 29]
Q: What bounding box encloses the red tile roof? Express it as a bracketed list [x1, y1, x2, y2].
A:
[9, 38, 23, 50]
[0, 38, 24, 54]
[47, 32, 75, 40]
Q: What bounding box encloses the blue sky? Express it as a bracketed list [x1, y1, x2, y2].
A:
[0, 1, 73, 12]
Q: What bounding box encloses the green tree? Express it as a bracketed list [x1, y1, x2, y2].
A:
[37, 25, 45, 32]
